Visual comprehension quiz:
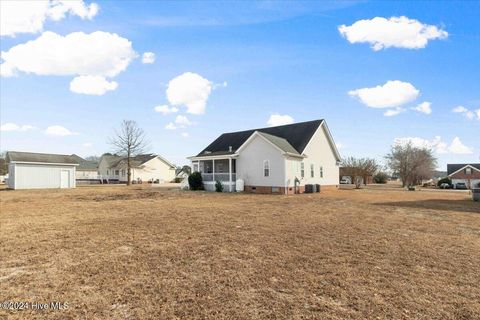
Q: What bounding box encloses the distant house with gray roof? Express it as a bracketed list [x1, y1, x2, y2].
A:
[70, 154, 99, 180]
[98, 153, 176, 183]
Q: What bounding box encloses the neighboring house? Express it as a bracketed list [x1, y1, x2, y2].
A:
[447, 163, 480, 189]
[188, 119, 341, 193]
[339, 167, 373, 185]
[98, 153, 176, 183]
[6, 151, 78, 190]
[70, 154, 99, 179]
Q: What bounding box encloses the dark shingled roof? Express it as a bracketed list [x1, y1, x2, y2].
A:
[101, 154, 160, 168]
[196, 119, 324, 157]
[447, 163, 480, 175]
[6, 151, 78, 164]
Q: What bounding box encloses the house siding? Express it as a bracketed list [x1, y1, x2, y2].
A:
[130, 157, 176, 183]
[236, 135, 285, 188]
[285, 124, 339, 190]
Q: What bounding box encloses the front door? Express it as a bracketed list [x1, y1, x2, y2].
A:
[60, 170, 70, 188]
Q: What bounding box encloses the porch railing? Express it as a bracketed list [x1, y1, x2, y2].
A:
[201, 173, 236, 182]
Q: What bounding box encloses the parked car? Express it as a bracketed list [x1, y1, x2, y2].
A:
[340, 177, 351, 184]
[455, 182, 468, 190]
[439, 183, 451, 189]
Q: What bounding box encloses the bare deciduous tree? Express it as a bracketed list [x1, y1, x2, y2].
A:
[109, 120, 149, 185]
[385, 142, 437, 187]
[341, 157, 379, 189]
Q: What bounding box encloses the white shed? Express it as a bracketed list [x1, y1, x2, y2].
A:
[6, 151, 78, 190]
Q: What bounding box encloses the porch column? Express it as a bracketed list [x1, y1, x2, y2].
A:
[229, 157, 232, 192]
[212, 159, 215, 181]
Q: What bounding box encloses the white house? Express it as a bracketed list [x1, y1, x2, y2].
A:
[71, 154, 99, 180]
[188, 119, 341, 193]
[97, 153, 176, 183]
[6, 151, 78, 190]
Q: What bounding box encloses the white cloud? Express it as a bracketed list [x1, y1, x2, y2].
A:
[384, 107, 406, 117]
[154, 105, 178, 115]
[0, 123, 35, 132]
[453, 105, 478, 120]
[394, 136, 473, 155]
[413, 101, 432, 114]
[453, 106, 468, 113]
[175, 115, 192, 126]
[69, 75, 118, 95]
[82, 142, 93, 147]
[267, 114, 294, 127]
[45, 125, 77, 136]
[165, 123, 176, 130]
[1, 0, 99, 37]
[213, 81, 228, 89]
[348, 80, 419, 108]
[181, 132, 189, 138]
[166, 72, 212, 115]
[338, 16, 448, 51]
[395, 136, 447, 154]
[449, 137, 473, 154]
[142, 52, 155, 64]
[1, 31, 136, 94]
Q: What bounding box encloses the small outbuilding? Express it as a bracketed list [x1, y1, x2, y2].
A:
[6, 151, 78, 190]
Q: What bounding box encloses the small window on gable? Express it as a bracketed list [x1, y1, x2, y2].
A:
[320, 166, 324, 178]
[264, 160, 270, 177]
[466, 167, 472, 175]
[301, 162, 305, 178]
[310, 164, 314, 178]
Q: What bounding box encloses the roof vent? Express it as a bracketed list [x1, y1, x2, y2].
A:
[229, 146, 232, 152]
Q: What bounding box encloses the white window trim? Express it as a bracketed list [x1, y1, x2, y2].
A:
[263, 160, 270, 177]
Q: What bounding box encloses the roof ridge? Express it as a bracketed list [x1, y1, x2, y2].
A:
[222, 119, 324, 135]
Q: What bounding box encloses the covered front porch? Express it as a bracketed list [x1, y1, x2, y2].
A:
[191, 157, 237, 192]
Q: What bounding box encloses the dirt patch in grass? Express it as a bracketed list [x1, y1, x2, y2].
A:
[0, 186, 479, 319]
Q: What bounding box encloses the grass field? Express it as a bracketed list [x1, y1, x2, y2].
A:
[1, 186, 479, 319]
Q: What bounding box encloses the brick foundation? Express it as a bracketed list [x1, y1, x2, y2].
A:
[244, 185, 338, 194]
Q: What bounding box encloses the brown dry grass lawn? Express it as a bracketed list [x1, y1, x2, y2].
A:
[1, 186, 479, 319]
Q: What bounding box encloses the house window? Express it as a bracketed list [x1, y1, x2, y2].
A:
[310, 164, 314, 178]
[107, 170, 109, 175]
[193, 163, 199, 172]
[466, 168, 472, 175]
[263, 160, 270, 177]
[115, 170, 119, 175]
[301, 162, 304, 178]
[320, 166, 323, 178]
[122, 169, 125, 177]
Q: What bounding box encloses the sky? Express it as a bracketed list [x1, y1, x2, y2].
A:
[1, 0, 479, 169]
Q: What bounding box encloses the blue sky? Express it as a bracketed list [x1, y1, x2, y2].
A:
[1, 0, 479, 169]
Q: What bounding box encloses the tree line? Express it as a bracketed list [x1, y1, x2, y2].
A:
[341, 142, 437, 188]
